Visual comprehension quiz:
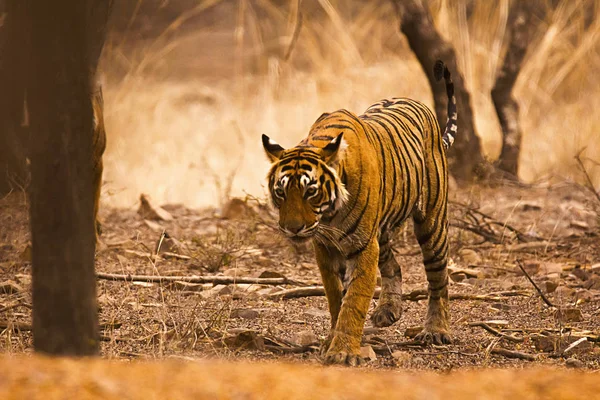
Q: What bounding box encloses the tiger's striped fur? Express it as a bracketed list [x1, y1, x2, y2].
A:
[263, 60, 456, 366]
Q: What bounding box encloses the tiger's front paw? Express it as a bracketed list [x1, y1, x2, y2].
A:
[324, 350, 364, 367]
[370, 302, 402, 327]
[415, 328, 452, 345]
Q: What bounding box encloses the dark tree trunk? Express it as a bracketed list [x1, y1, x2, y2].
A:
[492, 2, 538, 178]
[0, 0, 30, 193]
[27, 0, 100, 355]
[390, 0, 486, 182]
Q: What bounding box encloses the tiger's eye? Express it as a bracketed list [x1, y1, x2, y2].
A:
[306, 186, 317, 196]
[275, 187, 285, 197]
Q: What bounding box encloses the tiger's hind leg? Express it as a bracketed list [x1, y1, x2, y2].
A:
[370, 231, 403, 327]
[412, 211, 451, 345]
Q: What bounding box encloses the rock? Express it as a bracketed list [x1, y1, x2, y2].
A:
[360, 345, 377, 362]
[143, 219, 163, 232]
[544, 280, 559, 294]
[300, 263, 316, 271]
[458, 249, 482, 265]
[570, 220, 589, 230]
[554, 286, 575, 299]
[14, 274, 31, 286]
[449, 272, 467, 282]
[565, 358, 585, 369]
[156, 233, 183, 254]
[404, 326, 423, 339]
[172, 281, 204, 292]
[538, 262, 564, 276]
[19, 244, 31, 262]
[220, 198, 254, 220]
[258, 270, 286, 279]
[223, 331, 264, 350]
[303, 308, 329, 319]
[391, 351, 411, 363]
[571, 266, 591, 281]
[222, 268, 244, 277]
[0, 280, 23, 294]
[230, 309, 259, 320]
[519, 201, 542, 212]
[583, 276, 600, 290]
[554, 308, 583, 323]
[576, 289, 599, 305]
[137, 194, 173, 221]
[532, 335, 557, 352]
[291, 330, 318, 346]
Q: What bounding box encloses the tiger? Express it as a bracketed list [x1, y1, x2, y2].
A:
[92, 85, 107, 242]
[262, 60, 457, 366]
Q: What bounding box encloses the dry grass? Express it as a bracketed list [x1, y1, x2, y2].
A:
[99, 0, 600, 209]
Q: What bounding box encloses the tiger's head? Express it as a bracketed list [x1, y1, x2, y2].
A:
[262, 133, 348, 242]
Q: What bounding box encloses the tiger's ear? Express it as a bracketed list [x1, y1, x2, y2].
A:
[262, 134, 285, 162]
[321, 133, 345, 165]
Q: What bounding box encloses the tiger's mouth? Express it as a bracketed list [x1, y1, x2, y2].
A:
[279, 221, 319, 243]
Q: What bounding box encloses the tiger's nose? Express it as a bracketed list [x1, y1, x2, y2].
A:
[282, 223, 304, 234]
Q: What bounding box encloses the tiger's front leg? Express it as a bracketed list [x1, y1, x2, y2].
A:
[314, 242, 344, 357]
[322, 240, 378, 366]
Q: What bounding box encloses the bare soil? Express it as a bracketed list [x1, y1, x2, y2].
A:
[1, 181, 599, 370]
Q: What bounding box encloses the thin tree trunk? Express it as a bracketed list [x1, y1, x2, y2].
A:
[27, 0, 98, 355]
[390, 0, 486, 182]
[492, 2, 538, 178]
[0, 0, 30, 193]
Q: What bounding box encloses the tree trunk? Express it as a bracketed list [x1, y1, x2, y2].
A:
[492, 2, 538, 178]
[27, 0, 99, 355]
[390, 0, 485, 182]
[0, 0, 30, 193]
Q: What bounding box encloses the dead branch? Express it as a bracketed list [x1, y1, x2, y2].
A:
[0, 320, 32, 331]
[469, 322, 524, 343]
[516, 261, 556, 308]
[451, 201, 543, 243]
[96, 272, 304, 286]
[268, 287, 524, 302]
[575, 148, 600, 204]
[491, 347, 537, 361]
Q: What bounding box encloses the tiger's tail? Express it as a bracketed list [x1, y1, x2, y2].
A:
[434, 60, 457, 150]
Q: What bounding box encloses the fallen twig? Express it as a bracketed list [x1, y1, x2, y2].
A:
[491, 347, 537, 361]
[268, 287, 524, 302]
[469, 322, 524, 343]
[516, 261, 556, 307]
[0, 320, 31, 331]
[96, 272, 304, 286]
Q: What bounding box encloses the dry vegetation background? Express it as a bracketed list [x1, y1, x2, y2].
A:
[99, 0, 600, 209]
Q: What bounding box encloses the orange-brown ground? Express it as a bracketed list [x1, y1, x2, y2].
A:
[1, 355, 600, 400]
[1, 181, 599, 371]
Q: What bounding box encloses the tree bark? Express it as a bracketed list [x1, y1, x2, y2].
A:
[0, 0, 30, 193]
[27, 0, 99, 355]
[390, 0, 485, 181]
[492, 2, 538, 178]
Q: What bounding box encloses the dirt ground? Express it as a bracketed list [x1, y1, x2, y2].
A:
[0, 180, 599, 370]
